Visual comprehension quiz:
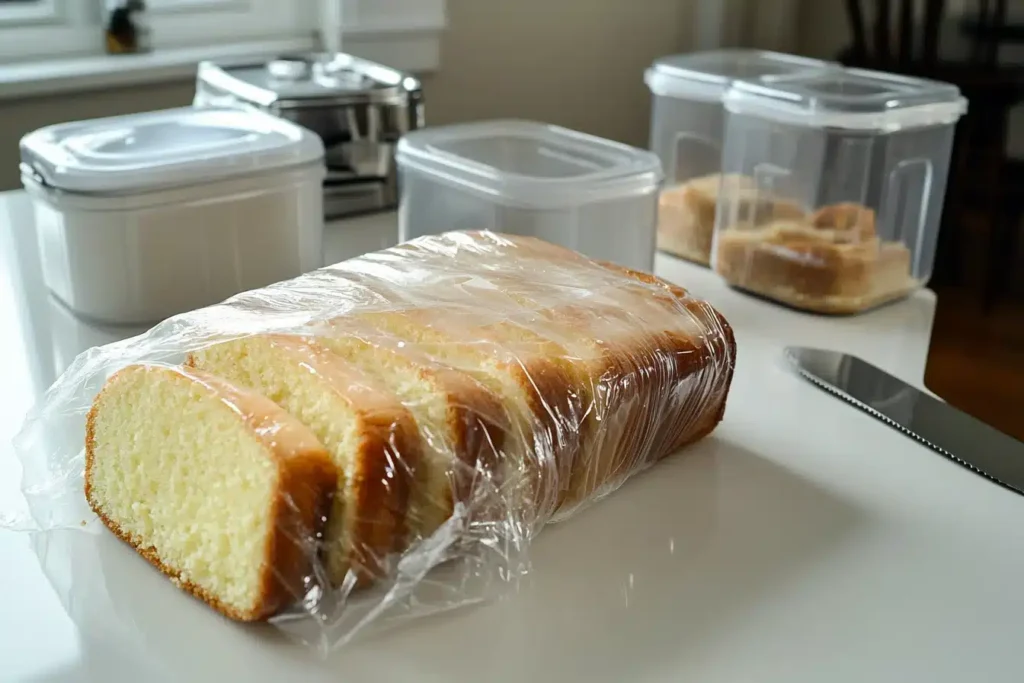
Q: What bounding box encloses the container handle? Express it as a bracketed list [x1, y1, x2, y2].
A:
[882, 158, 933, 273]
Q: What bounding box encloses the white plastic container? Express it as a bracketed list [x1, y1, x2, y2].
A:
[396, 120, 663, 271]
[20, 107, 326, 325]
[712, 67, 967, 315]
[644, 50, 830, 266]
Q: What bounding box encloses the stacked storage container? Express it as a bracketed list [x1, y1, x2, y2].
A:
[644, 50, 830, 266]
[712, 67, 966, 314]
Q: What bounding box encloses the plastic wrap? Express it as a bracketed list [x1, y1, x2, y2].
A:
[6, 230, 736, 653]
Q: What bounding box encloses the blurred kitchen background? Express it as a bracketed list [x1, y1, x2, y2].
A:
[0, 0, 1021, 436]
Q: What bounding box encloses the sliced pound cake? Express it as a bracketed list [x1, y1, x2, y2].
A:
[85, 364, 338, 622]
[321, 311, 583, 529]
[303, 328, 509, 540]
[186, 335, 421, 586]
[335, 233, 735, 517]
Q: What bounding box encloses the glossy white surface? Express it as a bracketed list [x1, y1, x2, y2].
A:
[5, 193, 1024, 682]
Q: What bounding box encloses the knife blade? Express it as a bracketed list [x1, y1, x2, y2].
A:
[785, 346, 1024, 496]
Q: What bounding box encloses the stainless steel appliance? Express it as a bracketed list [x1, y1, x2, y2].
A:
[195, 53, 424, 219]
[786, 346, 1024, 496]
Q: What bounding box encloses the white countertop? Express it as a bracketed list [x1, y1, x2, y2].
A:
[4, 190, 1024, 682]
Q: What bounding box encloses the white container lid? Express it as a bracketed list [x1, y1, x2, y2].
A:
[20, 106, 324, 195]
[396, 120, 662, 209]
[644, 49, 831, 102]
[724, 67, 968, 131]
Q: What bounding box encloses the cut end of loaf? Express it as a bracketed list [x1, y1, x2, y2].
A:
[85, 364, 336, 621]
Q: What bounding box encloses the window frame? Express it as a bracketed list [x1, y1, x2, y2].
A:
[0, 0, 445, 67]
[144, 0, 318, 50]
[0, 1, 99, 61]
[0, 0, 62, 26]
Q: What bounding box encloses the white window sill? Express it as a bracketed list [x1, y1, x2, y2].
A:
[0, 30, 440, 101]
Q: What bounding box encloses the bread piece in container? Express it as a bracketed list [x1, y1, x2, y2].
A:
[186, 335, 421, 586]
[658, 173, 805, 266]
[809, 201, 877, 241]
[715, 203, 914, 314]
[85, 364, 337, 621]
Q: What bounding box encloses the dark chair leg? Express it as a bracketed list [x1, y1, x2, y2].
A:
[938, 118, 977, 287]
[983, 207, 1022, 312]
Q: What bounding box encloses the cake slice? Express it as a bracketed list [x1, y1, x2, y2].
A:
[186, 335, 421, 586]
[85, 364, 338, 622]
[303, 325, 511, 538]
[322, 310, 584, 527]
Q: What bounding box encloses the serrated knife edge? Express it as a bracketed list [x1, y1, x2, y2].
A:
[784, 346, 1022, 495]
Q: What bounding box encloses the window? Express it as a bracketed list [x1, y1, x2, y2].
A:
[0, 0, 59, 23]
[0, 0, 445, 69]
[0, 1, 97, 61]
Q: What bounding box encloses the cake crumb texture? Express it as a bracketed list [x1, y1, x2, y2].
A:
[85, 364, 337, 621]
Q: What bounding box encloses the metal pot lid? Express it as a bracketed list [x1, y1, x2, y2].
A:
[197, 53, 422, 109]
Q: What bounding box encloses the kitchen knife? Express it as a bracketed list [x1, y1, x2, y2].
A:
[785, 346, 1024, 496]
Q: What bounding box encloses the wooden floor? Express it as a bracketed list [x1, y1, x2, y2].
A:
[924, 286, 1024, 441]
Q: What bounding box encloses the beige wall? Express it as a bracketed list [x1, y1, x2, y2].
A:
[795, 2, 848, 59]
[0, 0, 695, 190]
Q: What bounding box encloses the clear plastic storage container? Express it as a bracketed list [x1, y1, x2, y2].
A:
[644, 50, 830, 266]
[712, 67, 967, 314]
[396, 120, 663, 272]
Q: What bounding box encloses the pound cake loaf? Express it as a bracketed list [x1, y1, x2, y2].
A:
[85, 364, 338, 621]
[83, 230, 737, 623]
[329, 232, 736, 516]
[187, 335, 421, 585]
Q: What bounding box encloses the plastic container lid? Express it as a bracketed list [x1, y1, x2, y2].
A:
[19, 106, 324, 195]
[724, 67, 968, 131]
[644, 49, 831, 102]
[396, 120, 662, 209]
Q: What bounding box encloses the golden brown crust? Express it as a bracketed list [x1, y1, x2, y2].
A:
[314, 319, 510, 527]
[344, 397, 416, 581]
[421, 364, 508, 509]
[257, 445, 338, 617]
[545, 306, 735, 508]
[84, 365, 338, 621]
[547, 261, 736, 506]
[244, 336, 417, 582]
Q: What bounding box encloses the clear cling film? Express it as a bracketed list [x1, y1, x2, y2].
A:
[5, 231, 737, 653]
